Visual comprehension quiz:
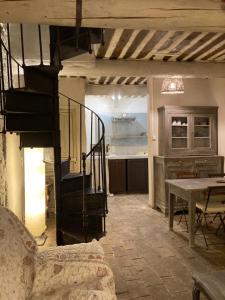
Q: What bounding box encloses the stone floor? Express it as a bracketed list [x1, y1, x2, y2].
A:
[41, 194, 225, 300]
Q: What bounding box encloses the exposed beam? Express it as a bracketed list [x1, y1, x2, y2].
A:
[195, 37, 225, 60]
[118, 30, 140, 58]
[183, 33, 223, 61]
[169, 32, 207, 61]
[104, 29, 124, 58]
[1, 1, 225, 32]
[143, 31, 176, 60]
[60, 59, 225, 78]
[130, 31, 156, 59]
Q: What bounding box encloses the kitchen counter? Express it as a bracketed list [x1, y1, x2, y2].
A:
[107, 154, 148, 160]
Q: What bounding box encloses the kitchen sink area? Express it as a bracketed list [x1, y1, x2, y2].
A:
[85, 89, 149, 195]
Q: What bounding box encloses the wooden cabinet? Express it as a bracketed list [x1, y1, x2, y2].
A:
[154, 156, 224, 214]
[127, 159, 148, 193]
[158, 106, 218, 156]
[108, 159, 126, 194]
[108, 158, 148, 194]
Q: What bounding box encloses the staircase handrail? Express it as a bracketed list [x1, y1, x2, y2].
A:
[0, 38, 23, 69]
[59, 92, 105, 158]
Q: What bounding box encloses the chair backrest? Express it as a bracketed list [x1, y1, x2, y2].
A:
[204, 186, 225, 212]
[176, 171, 199, 179]
[208, 173, 225, 178]
[0, 205, 37, 300]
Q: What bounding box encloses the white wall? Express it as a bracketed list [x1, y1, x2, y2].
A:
[85, 94, 148, 155]
[207, 78, 225, 160]
[59, 77, 86, 172]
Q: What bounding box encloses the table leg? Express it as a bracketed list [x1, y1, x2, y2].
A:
[169, 190, 175, 231]
[188, 197, 196, 248]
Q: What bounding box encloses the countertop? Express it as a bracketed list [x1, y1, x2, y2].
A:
[106, 154, 148, 160]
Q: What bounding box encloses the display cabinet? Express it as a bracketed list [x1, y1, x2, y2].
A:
[158, 106, 218, 156]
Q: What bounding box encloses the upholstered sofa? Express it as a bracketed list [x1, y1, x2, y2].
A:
[0, 205, 116, 300]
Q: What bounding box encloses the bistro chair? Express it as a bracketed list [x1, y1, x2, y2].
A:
[207, 173, 225, 224]
[195, 186, 225, 248]
[175, 171, 199, 231]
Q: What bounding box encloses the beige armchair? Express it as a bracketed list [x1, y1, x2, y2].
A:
[0, 205, 116, 300]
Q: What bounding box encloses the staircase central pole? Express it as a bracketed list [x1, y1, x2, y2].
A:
[53, 76, 63, 245]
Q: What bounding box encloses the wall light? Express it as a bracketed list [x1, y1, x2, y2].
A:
[161, 77, 184, 94]
[24, 148, 46, 237]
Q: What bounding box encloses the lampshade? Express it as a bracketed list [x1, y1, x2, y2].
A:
[161, 77, 184, 94]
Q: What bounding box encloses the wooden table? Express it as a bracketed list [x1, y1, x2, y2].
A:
[166, 177, 225, 247]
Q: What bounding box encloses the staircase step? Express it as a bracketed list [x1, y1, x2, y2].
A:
[6, 113, 54, 132]
[59, 216, 104, 245]
[24, 65, 60, 95]
[61, 188, 106, 213]
[50, 26, 102, 61]
[5, 88, 53, 114]
[61, 173, 91, 193]
[58, 229, 105, 245]
[20, 132, 54, 148]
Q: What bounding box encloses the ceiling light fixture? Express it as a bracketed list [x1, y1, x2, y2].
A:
[161, 77, 184, 94]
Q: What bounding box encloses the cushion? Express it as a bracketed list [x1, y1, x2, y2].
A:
[0, 206, 37, 300]
[32, 241, 115, 297]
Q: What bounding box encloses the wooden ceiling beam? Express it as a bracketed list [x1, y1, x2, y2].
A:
[169, 32, 207, 61]
[1, 0, 225, 32]
[104, 29, 124, 58]
[183, 33, 223, 61]
[60, 59, 225, 78]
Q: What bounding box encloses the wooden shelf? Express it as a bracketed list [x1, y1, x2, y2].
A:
[172, 137, 188, 139]
[111, 135, 146, 139]
[172, 125, 188, 127]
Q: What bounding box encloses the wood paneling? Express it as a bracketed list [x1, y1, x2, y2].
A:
[127, 159, 148, 193]
[108, 159, 126, 194]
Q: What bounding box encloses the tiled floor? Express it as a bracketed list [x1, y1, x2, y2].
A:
[41, 194, 225, 300]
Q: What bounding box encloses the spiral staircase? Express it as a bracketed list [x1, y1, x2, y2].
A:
[0, 24, 107, 245]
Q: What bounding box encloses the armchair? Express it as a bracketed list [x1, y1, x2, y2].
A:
[0, 205, 116, 300]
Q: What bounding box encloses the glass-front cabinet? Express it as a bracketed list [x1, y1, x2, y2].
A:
[158, 106, 218, 156]
[170, 115, 189, 151]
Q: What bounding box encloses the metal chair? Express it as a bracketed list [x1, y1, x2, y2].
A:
[195, 186, 225, 248]
[176, 171, 199, 231]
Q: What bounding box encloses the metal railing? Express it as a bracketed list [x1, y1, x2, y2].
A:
[59, 92, 107, 195]
[0, 23, 107, 240]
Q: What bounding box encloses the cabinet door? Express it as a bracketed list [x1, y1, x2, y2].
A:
[108, 159, 126, 194]
[191, 114, 217, 155]
[167, 114, 191, 155]
[195, 157, 223, 178]
[127, 159, 148, 193]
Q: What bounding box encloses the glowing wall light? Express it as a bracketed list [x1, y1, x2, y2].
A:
[24, 148, 46, 237]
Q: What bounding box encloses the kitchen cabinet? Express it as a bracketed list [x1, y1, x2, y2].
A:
[108, 159, 126, 194]
[158, 106, 218, 156]
[127, 159, 148, 193]
[108, 157, 148, 194]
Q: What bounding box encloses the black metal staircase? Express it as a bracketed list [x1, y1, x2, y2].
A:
[0, 23, 107, 245]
